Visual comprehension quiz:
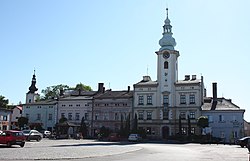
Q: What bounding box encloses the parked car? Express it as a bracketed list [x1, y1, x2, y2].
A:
[236, 136, 250, 148]
[108, 133, 121, 141]
[0, 130, 25, 147]
[128, 134, 142, 142]
[22, 130, 43, 141]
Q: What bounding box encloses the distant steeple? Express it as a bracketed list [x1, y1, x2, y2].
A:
[28, 70, 38, 94]
[159, 8, 176, 51]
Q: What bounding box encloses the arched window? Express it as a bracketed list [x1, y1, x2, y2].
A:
[164, 61, 168, 69]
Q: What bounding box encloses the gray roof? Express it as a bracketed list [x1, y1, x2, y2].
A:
[175, 79, 201, 85]
[59, 95, 93, 101]
[134, 76, 158, 87]
[23, 99, 57, 106]
[202, 97, 244, 111]
[94, 90, 133, 99]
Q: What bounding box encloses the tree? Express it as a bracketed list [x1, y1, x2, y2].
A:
[74, 83, 92, 91]
[18, 117, 29, 129]
[0, 95, 9, 108]
[132, 113, 138, 133]
[59, 116, 67, 123]
[79, 117, 87, 138]
[197, 116, 209, 129]
[41, 84, 69, 100]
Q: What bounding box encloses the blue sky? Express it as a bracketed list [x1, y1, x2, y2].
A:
[1, 1, 250, 120]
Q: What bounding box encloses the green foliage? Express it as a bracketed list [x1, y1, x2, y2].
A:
[18, 117, 29, 129]
[79, 117, 87, 137]
[74, 83, 92, 91]
[59, 117, 68, 123]
[41, 84, 69, 100]
[0, 95, 9, 108]
[197, 116, 209, 128]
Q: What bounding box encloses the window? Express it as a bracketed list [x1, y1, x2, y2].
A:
[3, 115, 7, 121]
[147, 112, 152, 120]
[147, 95, 152, 105]
[219, 115, 225, 122]
[180, 112, 186, 119]
[180, 94, 186, 104]
[189, 94, 195, 104]
[29, 99, 31, 103]
[37, 114, 41, 120]
[191, 127, 195, 134]
[146, 127, 152, 135]
[164, 61, 168, 69]
[189, 112, 195, 119]
[138, 96, 144, 105]
[48, 114, 52, 120]
[104, 113, 108, 120]
[95, 114, 98, 120]
[163, 95, 169, 106]
[75, 113, 80, 121]
[115, 113, 119, 120]
[85, 113, 89, 120]
[181, 127, 186, 135]
[68, 113, 72, 120]
[163, 109, 169, 120]
[138, 112, 143, 120]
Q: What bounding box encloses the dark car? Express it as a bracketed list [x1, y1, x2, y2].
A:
[0, 130, 26, 147]
[22, 130, 43, 141]
[108, 133, 121, 141]
[236, 136, 250, 148]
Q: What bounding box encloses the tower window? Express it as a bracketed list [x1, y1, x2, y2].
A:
[180, 94, 186, 104]
[164, 61, 169, 69]
[147, 112, 152, 120]
[163, 95, 169, 106]
[189, 94, 195, 104]
[138, 112, 144, 120]
[147, 95, 152, 105]
[138, 95, 144, 105]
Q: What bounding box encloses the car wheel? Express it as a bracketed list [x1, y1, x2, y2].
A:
[20, 142, 25, 148]
[37, 136, 41, 142]
[240, 145, 244, 148]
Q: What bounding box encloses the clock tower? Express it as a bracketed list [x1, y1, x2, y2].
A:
[156, 8, 179, 108]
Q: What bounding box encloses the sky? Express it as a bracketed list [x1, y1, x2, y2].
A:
[0, 1, 250, 120]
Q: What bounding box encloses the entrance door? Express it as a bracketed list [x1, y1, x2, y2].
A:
[162, 126, 169, 139]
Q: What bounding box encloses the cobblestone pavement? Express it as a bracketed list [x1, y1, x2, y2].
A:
[0, 139, 142, 160]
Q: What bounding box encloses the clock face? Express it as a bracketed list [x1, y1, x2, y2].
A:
[163, 51, 170, 59]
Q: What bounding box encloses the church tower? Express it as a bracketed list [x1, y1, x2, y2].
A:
[156, 8, 179, 108]
[26, 70, 38, 103]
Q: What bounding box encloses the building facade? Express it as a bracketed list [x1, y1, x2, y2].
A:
[133, 8, 204, 139]
[0, 108, 12, 130]
[202, 83, 245, 143]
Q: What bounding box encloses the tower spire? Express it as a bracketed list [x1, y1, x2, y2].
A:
[159, 8, 176, 51]
[28, 71, 38, 94]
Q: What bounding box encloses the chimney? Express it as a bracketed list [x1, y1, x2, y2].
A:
[191, 75, 196, 80]
[127, 86, 130, 92]
[98, 83, 104, 93]
[184, 75, 190, 80]
[211, 82, 218, 110]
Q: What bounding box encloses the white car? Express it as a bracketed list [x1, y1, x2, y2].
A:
[43, 131, 51, 138]
[128, 134, 142, 142]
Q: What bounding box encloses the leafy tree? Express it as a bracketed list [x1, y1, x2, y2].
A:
[79, 117, 87, 138]
[197, 116, 209, 128]
[41, 84, 69, 100]
[74, 83, 92, 91]
[0, 95, 9, 108]
[59, 116, 68, 123]
[131, 113, 138, 133]
[18, 117, 29, 129]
